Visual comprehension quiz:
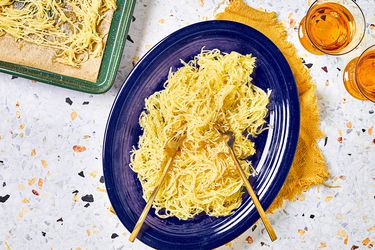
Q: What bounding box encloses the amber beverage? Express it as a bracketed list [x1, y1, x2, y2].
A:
[298, 0, 365, 55]
[343, 45, 375, 102]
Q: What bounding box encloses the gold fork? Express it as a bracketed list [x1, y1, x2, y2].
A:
[129, 132, 186, 242]
[217, 127, 277, 242]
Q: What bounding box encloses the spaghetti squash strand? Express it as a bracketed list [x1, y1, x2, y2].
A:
[0, 0, 116, 67]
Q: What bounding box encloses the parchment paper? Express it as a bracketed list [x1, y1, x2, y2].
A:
[0, 10, 114, 82]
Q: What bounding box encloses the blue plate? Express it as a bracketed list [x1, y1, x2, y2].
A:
[103, 20, 300, 250]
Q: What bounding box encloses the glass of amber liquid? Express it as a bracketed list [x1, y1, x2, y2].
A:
[298, 0, 365, 55]
[343, 45, 375, 102]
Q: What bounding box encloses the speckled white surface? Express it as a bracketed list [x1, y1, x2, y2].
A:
[0, 0, 374, 249]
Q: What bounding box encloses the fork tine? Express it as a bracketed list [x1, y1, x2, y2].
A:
[172, 131, 186, 141]
[214, 124, 225, 134]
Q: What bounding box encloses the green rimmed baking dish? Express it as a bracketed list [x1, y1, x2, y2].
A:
[0, 0, 135, 94]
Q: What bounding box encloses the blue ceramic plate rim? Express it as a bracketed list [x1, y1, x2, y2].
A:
[103, 20, 300, 249]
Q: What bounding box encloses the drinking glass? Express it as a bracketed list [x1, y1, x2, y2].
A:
[298, 0, 365, 55]
[343, 45, 375, 102]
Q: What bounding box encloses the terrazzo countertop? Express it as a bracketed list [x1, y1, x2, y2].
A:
[1, 0, 374, 249]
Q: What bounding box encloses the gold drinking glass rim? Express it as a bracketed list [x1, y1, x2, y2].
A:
[355, 44, 375, 102]
[304, 0, 366, 56]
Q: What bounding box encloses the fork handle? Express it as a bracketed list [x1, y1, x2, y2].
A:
[129, 157, 173, 242]
[228, 148, 278, 242]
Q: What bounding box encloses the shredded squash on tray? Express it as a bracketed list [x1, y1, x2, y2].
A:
[130, 49, 271, 220]
[0, 0, 116, 67]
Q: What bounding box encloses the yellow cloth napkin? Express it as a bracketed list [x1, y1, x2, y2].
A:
[216, 0, 330, 212]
